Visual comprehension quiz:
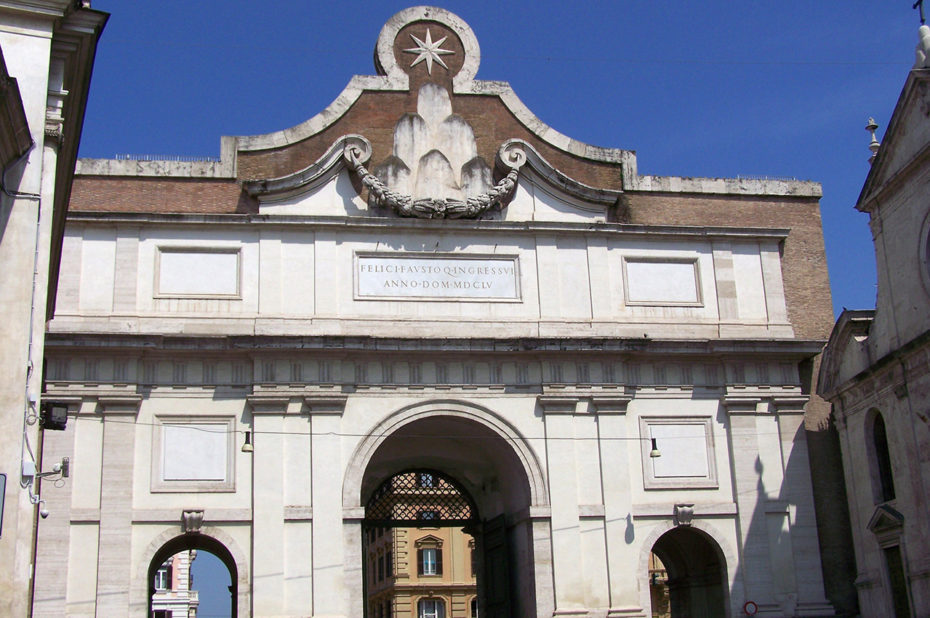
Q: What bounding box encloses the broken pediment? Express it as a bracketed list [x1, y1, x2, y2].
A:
[232, 6, 634, 221]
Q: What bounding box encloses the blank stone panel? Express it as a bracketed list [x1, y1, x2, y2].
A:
[732, 244, 767, 319]
[650, 423, 708, 478]
[152, 418, 235, 492]
[640, 417, 717, 489]
[162, 424, 228, 481]
[157, 248, 240, 297]
[624, 258, 701, 305]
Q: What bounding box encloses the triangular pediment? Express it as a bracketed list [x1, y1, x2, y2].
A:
[867, 503, 904, 535]
[413, 534, 444, 547]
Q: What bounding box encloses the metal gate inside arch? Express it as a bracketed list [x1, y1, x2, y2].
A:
[363, 470, 483, 618]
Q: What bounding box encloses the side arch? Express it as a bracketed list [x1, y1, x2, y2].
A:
[130, 525, 250, 617]
[637, 519, 742, 617]
[342, 398, 549, 510]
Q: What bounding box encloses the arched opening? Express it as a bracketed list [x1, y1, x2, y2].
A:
[147, 534, 237, 618]
[358, 413, 538, 617]
[868, 410, 896, 503]
[649, 527, 728, 618]
[364, 469, 477, 618]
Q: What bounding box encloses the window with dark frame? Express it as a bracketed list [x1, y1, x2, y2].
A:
[417, 547, 442, 576]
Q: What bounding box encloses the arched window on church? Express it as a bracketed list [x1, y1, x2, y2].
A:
[870, 411, 896, 503]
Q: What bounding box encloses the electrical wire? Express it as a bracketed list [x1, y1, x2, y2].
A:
[66, 412, 798, 442]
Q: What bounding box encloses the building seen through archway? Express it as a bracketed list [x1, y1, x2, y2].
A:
[151, 550, 198, 618]
[365, 471, 478, 618]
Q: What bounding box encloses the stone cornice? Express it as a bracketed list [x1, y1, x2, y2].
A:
[720, 391, 810, 415]
[537, 392, 632, 415]
[45, 332, 826, 358]
[64, 210, 791, 242]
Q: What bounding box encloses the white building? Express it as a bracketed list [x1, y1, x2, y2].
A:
[818, 24, 930, 618]
[0, 2, 106, 615]
[34, 7, 842, 617]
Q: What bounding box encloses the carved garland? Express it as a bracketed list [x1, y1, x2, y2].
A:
[343, 139, 527, 219]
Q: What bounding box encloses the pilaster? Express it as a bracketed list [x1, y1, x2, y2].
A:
[308, 394, 347, 616]
[94, 395, 141, 615]
[247, 395, 290, 616]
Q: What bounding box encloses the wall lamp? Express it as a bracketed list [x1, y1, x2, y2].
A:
[649, 438, 661, 458]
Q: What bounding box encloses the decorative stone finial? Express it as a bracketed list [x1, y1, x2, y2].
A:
[866, 117, 881, 164]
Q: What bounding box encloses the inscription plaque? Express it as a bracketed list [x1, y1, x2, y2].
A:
[355, 253, 520, 301]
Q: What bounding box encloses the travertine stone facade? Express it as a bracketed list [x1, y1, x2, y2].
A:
[819, 26, 930, 618]
[34, 7, 844, 617]
[0, 3, 106, 616]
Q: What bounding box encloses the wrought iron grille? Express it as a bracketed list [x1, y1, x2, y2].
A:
[365, 470, 476, 525]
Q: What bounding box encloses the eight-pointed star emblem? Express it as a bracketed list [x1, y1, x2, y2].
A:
[403, 28, 454, 75]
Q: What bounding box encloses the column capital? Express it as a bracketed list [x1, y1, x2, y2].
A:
[304, 394, 347, 415]
[246, 395, 291, 415]
[97, 394, 142, 416]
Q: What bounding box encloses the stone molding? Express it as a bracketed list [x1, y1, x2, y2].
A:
[62, 210, 793, 243]
[721, 391, 810, 415]
[130, 508, 253, 523]
[578, 504, 606, 519]
[631, 502, 738, 518]
[283, 505, 313, 521]
[241, 134, 367, 197]
[537, 394, 631, 415]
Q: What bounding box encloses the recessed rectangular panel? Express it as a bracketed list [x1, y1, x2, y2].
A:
[157, 248, 239, 297]
[162, 424, 228, 481]
[624, 258, 701, 305]
[640, 416, 717, 489]
[649, 423, 709, 478]
[355, 253, 520, 301]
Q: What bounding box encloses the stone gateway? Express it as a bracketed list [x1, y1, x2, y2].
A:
[34, 7, 845, 617]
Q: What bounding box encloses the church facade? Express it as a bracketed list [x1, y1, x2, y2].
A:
[818, 24, 930, 618]
[34, 7, 842, 617]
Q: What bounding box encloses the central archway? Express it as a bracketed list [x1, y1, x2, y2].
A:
[346, 401, 550, 617]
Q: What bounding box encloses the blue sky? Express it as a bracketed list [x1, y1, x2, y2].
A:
[79, 2, 923, 318]
[80, 3, 923, 613]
